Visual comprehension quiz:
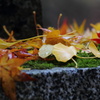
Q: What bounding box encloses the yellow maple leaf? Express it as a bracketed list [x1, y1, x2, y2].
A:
[89, 41, 100, 57]
[73, 19, 86, 34]
[90, 23, 100, 31]
[52, 43, 77, 62]
[0, 39, 18, 49]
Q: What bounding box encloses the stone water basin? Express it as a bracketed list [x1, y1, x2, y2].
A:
[0, 67, 100, 100]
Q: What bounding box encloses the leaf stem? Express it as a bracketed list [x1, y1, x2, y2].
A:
[72, 58, 78, 68]
[76, 55, 96, 59]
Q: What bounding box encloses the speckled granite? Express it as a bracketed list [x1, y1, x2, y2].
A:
[0, 67, 100, 100]
[0, 0, 42, 39]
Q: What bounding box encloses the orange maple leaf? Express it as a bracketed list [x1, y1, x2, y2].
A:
[0, 49, 36, 100]
[60, 19, 68, 35]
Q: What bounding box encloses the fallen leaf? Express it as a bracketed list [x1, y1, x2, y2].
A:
[1, 68, 16, 100]
[91, 38, 100, 44]
[0, 39, 17, 49]
[52, 43, 77, 62]
[73, 19, 86, 34]
[97, 33, 100, 38]
[60, 19, 68, 35]
[90, 23, 100, 31]
[13, 49, 33, 58]
[45, 30, 70, 45]
[89, 41, 100, 57]
[92, 32, 98, 39]
[0, 50, 36, 100]
[38, 44, 53, 58]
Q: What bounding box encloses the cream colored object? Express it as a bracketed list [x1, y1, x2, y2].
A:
[89, 41, 100, 57]
[38, 44, 53, 58]
[52, 43, 77, 62]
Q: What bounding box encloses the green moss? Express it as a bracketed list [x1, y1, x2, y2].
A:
[22, 60, 55, 69]
[22, 56, 100, 69]
[22, 46, 100, 69]
[75, 50, 100, 68]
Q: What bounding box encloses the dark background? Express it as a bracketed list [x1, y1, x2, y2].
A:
[41, 0, 100, 28]
[0, 0, 42, 39]
[0, 0, 100, 39]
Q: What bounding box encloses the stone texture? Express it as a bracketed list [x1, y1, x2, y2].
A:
[0, 0, 42, 39]
[0, 67, 100, 100]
